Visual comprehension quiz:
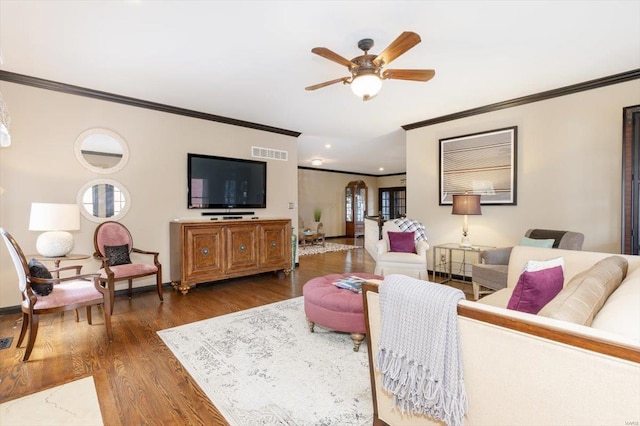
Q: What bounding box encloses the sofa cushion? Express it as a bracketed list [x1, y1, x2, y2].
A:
[387, 231, 416, 253]
[538, 256, 628, 326]
[519, 236, 554, 248]
[507, 257, 564, 314]
[591, 267, 639, 342]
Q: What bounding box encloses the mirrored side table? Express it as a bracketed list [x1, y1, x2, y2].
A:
[432, 243, 494, 284]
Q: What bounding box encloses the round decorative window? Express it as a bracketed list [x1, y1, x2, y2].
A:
[77, 179, 131, 223]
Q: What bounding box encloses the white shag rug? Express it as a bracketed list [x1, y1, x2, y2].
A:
[157, 297, 372, 425]
[297, 242, 360, 256]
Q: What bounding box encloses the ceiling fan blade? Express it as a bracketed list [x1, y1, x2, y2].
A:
[382, 69, 435, 82]
[311, 47, 356, 69]
[374, 32, 421, 67]
[305, 77, 351, 91]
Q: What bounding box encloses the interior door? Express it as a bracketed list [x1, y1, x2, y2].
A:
[622, 105, 640, 254]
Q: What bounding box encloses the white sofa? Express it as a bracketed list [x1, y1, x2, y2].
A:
[364, 246, 640, 425]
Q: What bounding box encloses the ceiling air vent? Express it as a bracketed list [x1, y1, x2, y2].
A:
[252, 146, 288, 161]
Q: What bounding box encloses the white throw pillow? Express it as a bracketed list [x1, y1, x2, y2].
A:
[522, 256, 564, 273]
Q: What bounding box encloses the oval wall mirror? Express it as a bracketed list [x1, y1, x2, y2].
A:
[77, 179, 131, 223]
[74, 128, 129, 174]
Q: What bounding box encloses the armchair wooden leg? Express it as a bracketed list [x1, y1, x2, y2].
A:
[86, 306, 92, 325]
[128, 279, 133, 299]
[17, 312, 28, 347]
[103, 300, 113, 342]
[23, 314, 39, 362]
[156, 269, 163, 302]
[104, 279, 115, 316]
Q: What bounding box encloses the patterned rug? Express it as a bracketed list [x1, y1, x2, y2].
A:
[158, 297, 372, 425]
[297, 242, 360, 256]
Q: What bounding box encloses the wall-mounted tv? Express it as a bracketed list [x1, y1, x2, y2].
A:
[188, 153, 267, 209]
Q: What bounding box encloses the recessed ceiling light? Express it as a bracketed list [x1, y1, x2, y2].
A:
[325, 144, 331, 149]
[311, 159, 323, 166]
[379, 167, 385, 171]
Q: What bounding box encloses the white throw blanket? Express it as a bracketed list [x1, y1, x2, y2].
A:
[375, 275, 467, 426]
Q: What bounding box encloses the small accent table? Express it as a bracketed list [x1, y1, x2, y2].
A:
[26, 253, 91, 279]
[300, 232, 324, 247]
[432, 243, 494, 284]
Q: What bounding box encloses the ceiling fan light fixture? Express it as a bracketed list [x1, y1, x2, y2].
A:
[351, 73, 382, 99]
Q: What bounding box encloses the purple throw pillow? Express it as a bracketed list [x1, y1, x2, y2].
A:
[507, 266, 564, 314]
[388, 231, 416, 253]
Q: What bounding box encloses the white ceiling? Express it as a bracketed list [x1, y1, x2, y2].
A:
[1, 1, 639, 175]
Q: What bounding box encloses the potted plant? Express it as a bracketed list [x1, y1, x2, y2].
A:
[313, 208, 322, 229]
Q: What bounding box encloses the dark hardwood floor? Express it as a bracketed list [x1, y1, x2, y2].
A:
[0, 237, 378, 425]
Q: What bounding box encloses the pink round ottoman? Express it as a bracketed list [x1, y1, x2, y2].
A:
[303, 272, 382, 352]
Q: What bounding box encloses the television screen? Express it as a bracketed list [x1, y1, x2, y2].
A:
[188, 153, 267, 209]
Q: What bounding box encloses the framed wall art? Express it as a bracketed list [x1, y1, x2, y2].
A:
[439, 126, 517, 205]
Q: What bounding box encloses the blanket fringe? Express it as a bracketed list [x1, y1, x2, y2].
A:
[376, 348, 467, 426]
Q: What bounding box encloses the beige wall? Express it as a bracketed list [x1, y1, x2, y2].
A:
[376, 174, 406, 190]
[0, 82, 298, 308]
[406, 79, 640, 265]
[297, 169, 378, 237]
[297, 170, 407, 237]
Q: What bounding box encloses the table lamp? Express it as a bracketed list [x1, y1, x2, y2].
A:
[29, 203, 80, 257]
[451, 194, 482, 248]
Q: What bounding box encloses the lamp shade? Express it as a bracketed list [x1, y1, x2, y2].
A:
[29, 203, 80, 231]
[451, 194, 482, 215]
[0, 123, 10, 148]
[0, 91, 11, 147]
[29, 203, 80, 257]
[351, 73, 382, 99]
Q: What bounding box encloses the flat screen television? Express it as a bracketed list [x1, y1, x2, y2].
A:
[187, 153, 267, 209]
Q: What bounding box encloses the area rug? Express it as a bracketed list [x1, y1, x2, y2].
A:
[0, 376, 103, 426]
[157, 297, 372, 425]
[297, 242, 360, 256]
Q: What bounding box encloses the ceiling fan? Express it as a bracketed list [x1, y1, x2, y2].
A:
[305, 31, 435, 101]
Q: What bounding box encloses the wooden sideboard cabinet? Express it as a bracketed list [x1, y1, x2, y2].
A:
[170, 218, 292, 294]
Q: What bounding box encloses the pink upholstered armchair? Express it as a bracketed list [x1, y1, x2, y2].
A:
[93, 221, 163, 313]
[1, 228, 113, 361]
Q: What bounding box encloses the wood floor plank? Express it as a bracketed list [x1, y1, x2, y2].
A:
[0, 238, 377, 425]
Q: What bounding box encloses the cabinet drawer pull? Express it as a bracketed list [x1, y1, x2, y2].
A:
[238, 244, 246, 252]
[270, 241, 277, 249]
[201, 247, 210, 256]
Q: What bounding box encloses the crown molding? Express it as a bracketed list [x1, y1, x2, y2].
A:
[402, 68, 640, 130]
[0, 70, 301, 138]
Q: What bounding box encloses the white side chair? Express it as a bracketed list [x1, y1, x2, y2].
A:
[374, 220, 429, 279]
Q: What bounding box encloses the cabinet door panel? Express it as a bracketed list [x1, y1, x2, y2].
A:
[226, 224, 258, 273]
[260, 222, 288, 267]
[185, 226, 224, 280]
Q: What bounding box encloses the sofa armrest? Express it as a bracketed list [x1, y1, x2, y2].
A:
[364, 285, 640, 426]
[480, 247, 513, 265]
[416, 240, 429, 257]
[376, 239, 388, 255]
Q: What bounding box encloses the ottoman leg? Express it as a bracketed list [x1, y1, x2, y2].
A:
[350, 333, 365, 352]
[306, 317, 315, 333]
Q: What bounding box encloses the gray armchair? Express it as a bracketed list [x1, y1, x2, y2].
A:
[471, 229, 585, 300]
